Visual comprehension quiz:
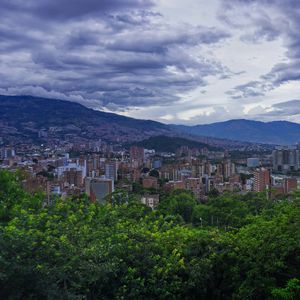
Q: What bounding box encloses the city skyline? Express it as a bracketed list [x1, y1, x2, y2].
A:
[1, 0, 300, 124]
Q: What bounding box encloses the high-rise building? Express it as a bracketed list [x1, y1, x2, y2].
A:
[105, 161, 118, 180]
[175, 146, 189, 157]
[272, 146, 300, 172]
[224, 159, 236, 178]
[64, 168, 83, 187]
[152, 159, 162, 169]
[0, 148, 15, 159]
[130, 146, 144, 167]
[201, 175, 211, 194]
[185, 177, 203, 201]
[85, 177, 114, 204]
[253, 168, 270, 192]
[216, 160, 235, 179]
[56, 161, 86, 180]
[247, 158, 260, 168]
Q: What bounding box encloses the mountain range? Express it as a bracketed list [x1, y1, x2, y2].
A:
[172, 119, 300, 145]
[0, 95, 299, 145]
[0, 95, 171, 144]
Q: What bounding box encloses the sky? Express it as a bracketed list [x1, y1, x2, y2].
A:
[1, 0, 300, 124]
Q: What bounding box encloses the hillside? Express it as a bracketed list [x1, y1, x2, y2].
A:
[131, 135, 219, 152]
[1, 95, 293, 146]
[0, 95, 171, 143]
[172, 119, 300, 145]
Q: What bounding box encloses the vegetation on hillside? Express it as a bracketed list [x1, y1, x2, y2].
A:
[0, 170, 299, 299]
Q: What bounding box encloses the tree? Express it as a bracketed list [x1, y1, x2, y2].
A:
[0, 170, 299, 299]
[149, 169, 159, 178]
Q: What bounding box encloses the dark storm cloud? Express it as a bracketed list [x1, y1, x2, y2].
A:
[0, 0, 231, 111]
[0, 0, 154, 21]
[222, 0, 300, 99]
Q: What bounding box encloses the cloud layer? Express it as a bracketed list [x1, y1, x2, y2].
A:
[223, 0, 300, 100]
[0, 0, 230, 112]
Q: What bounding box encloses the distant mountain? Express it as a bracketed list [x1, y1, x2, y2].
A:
[131, 135, 219, 153]
[0, 95, 171, 144]
[171, 119, 300, 145]
[1, 95, 292, 147]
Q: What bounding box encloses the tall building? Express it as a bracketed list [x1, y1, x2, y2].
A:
[63, 168, 83, 187]
[105, 161, 118, 180]
[216, 160, 235, 179]
[201, 175, 211, 194]
[85, 177, 114, 204]
[0, 148, 15, 159]
[253, 168, 270, 192]
[175, 146, 189, 158]
[152, 159, 162, 169]
[185, 177, 203, 201]
[247, 158, 260, 168]
[272, 146, 300, 172]
[56, 161, 86, 180]
[224, 159, 236, 178]
[130, 146, 144, 167]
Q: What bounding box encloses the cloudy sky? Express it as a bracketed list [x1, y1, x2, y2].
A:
[1, 0, 300, 124]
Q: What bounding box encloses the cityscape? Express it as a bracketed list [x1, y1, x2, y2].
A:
[1, 0, 300, 299]
[1, 137, 300, 208]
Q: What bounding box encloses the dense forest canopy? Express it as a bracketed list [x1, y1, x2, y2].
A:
[0, 170, 299, 299]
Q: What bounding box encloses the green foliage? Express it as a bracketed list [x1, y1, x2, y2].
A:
[157, 190, 197, 223]
[207, 187, 220, 198]
[0, 170, 299, 299]
[36, 170, 54, 179]
[149, 169, 160, 178]
[272, 278, 300, 299]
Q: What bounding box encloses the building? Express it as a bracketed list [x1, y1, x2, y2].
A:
[247, 158, 260, 168]
[63, 168, 83, 187]
[130, 146, 144, 167]
[0, 148, 15, 159]
[105, 161, 118, 180]
[22, 175, 49, 193]
[272, 146, 300, 172]
[201, 175, 211, 194]
[253, 168, 270, 192]
[141, 194, 160, 209]
[176, 146, 189, 158]
[56, 161, 86, 179]
[142, 176, 158, 189]
[223, 159, 236, 178]
[283, 177, 298, 194]
[185, 177, 203, 201]
[165, 180, 185, 191]
[132, 168, 141, 182]
[85, 177, 114, 204]
[152, 159, 162, 169]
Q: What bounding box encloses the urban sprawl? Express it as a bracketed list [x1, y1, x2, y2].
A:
[1, 135, 299, 208]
